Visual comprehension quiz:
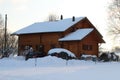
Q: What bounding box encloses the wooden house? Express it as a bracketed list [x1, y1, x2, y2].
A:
[13, 16, 105, 57]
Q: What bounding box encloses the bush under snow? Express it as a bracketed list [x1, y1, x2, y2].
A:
[48, 48, 76, 59]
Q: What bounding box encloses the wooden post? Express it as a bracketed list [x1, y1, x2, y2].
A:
[35, 58, 37, 67]
[4, 14, 7, 52]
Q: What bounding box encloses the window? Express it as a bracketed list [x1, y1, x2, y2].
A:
[82, 44, 92, 51]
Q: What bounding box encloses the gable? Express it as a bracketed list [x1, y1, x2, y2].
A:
[83, 17, 104, 38]
[58, 17, 105, 43]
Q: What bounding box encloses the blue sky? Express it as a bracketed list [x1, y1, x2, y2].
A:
[0, 0, 112, 50]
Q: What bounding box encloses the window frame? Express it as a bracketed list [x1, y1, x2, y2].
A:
[82, 44, 93, 51]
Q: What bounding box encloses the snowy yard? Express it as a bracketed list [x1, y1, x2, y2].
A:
[0, 56, 120, 80]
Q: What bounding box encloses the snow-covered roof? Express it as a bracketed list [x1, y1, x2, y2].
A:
[13, 17, 85, 35]
[59, 28, 94, 41]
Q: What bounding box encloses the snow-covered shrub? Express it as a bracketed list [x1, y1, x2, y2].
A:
[80, 54, 97, 61]
[59, 51, 69, 59]
[49, 51, 75, 60]
[48, 48, 76, 60]
[25, 51, 46, 60]
[99, 52, 109, 62]
[111, 52, 119, 61]
[99, 52, 119, 62]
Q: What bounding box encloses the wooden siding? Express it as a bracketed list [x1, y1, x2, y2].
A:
[63, 18, 94, 37]
[18, 33, 61, 55]
[61, 33, 99, 57]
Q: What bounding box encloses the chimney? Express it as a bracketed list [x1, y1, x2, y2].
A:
[72, 16, 75, 21]
[60, 15, 63, 20]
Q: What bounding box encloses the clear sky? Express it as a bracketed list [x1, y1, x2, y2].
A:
[0, 0, 111, 50]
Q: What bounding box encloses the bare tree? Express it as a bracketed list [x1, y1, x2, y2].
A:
[108, 0, 120, 38]
[0, 14, 4, 52]
[0, 14, 3, 28]
[113, 46, 120, 52]
[0, 14, 18, 58]
[46, 14, 59, 21]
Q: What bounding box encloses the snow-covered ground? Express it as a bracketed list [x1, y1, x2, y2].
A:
[0, 56, 120, 80]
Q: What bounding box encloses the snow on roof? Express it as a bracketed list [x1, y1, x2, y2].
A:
[59, 28, 94, 41]
[13, 17, 85, 35]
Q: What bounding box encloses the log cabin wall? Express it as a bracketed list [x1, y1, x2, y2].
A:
[40, 33, 61, 53]
[62, 41, 80, 57]
[18, 33, 62, 55]
[61, 41, 98, 58]
[18, 34, 41, 55]
[61, 31, 99, 57]
[79, 31, 99, 57]
[74, 18, 94, 29]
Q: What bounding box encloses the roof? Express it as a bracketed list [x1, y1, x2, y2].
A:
[13, 17, 85, 35]
[59, 28, 94, 41]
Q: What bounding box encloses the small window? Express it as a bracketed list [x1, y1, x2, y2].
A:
[82, 44, 92, 51]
